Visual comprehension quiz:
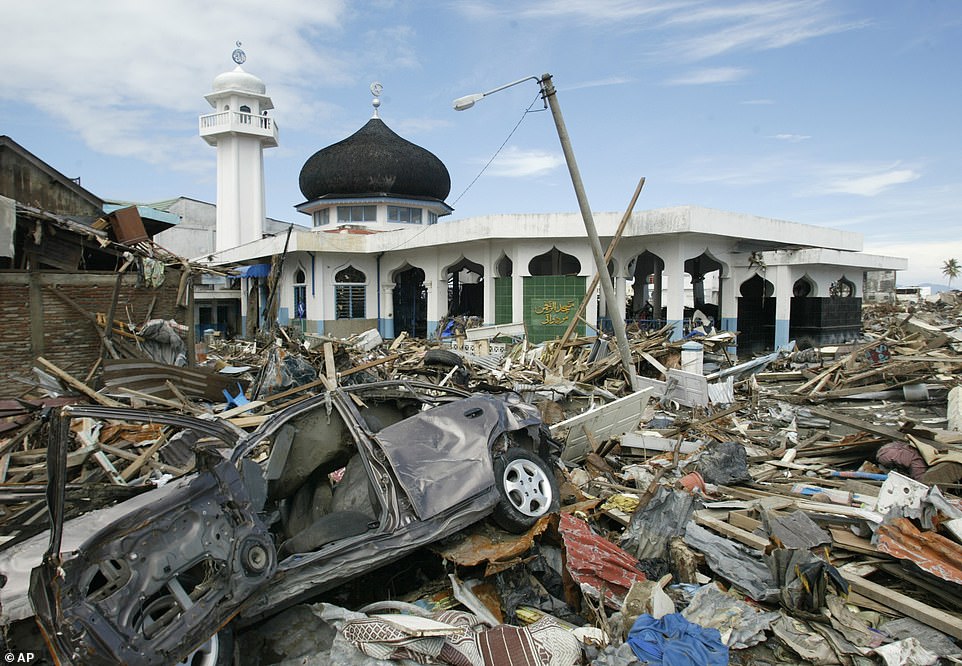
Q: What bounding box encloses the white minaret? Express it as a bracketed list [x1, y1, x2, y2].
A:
[200, 43, 278, 252]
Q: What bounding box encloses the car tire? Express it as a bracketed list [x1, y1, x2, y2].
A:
[423, 349, 463, 367]
[178, 624, 234, 666]
[491, 448, 559, 533]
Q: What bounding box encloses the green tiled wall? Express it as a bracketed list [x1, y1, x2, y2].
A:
[523, 276, 586, 343]
[494, 277, 513, 325]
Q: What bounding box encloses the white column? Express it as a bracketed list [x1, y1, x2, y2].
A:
[664, 247, 686, 340]
[773, 264, 793, 349]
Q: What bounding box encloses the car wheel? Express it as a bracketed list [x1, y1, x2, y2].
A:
[178, 625, 234, 666]
[491, 448, 559, 533]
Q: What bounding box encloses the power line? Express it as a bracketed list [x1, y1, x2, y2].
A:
[450, 91, 545, 206]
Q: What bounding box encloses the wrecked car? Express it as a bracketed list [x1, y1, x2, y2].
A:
[1, 381, 560, 665]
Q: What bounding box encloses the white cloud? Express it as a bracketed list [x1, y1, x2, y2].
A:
[562, 76, 635, 92]
[0, 0, 349, 167]
[457, 0, 682, 24]
[484, 146, 563, 177]
[665, 67, 747, 85]
[741, 99, 775, 105]
[664, 1, 866, 61]
[771, 133, 811, 143]
[819, 169, 921, 197]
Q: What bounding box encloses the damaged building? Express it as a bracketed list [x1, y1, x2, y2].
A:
[0, 136, 202, 384]
[192, 59, 906, 354]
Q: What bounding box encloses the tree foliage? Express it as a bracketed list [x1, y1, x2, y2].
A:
[943, 258, 960, 288]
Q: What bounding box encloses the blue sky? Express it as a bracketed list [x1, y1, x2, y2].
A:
[2, 0, 960, 285]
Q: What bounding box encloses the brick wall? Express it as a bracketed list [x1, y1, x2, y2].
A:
[0, 268, 186, 390]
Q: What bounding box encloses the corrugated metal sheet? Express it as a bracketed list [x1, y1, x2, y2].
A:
[876, 517, 962, 585]
[559, 512, 646, 609]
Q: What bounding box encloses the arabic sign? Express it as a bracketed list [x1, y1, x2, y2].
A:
[533, 299, 575, 326]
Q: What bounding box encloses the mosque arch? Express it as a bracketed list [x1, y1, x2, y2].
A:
[495, 254, 513, 278]
[444, 256, 484, 318]
[793, 275, 816, 298]
[831, 275, 856, 298]
[528, 247, 580, 276]
[684, 249, 724, 326]
[392, 263, 427, 338]
[627, 250, 666, 324]
[737, 274, 776, 354]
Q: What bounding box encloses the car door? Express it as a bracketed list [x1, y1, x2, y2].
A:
[29, 406, 276, 666]
[371, 394, 510, 521]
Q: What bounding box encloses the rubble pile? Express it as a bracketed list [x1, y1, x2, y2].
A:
[2, 294, 962, 665]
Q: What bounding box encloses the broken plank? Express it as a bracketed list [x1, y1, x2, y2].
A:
[217, 400, 266, 420]
[808, 406, 907, 443]
[727, 510, 763, 533]
[841, 571, 962, 640]
[36, 357, 125, 408]
[639, 351, 668, 377]
[120, 435, 168, 482]
[339, 354, 399, 378]
[324, 342, 337, 387]
[228, 415, 269, 429]
[693, 509, 770, 551]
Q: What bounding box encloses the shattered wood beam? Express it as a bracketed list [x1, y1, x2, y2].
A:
[262, 377, 330, 403]
[339, 354, 400, 379]
[99, 444, 186, 476]
[116, 387, 191, 410]
[120, 434, 169, 482]
[549, 176, 645, 368]
[163, 381, 210, 416]
[841, 571, 962, 640]
[693, 510, 770, 551]
[0, 420, 42, 458]
[807, 406, 907, 443]
[324, 342, 337, 387]
[35, 357, 125, 407]
[102, 268, 126, 355]
[661, 402, 746, 438]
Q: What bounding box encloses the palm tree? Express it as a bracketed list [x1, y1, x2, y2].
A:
[943, 258, 960, 289]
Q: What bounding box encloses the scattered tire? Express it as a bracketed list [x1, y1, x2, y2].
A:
[423, 349, 463, 367]
[491, 448, 559, 533]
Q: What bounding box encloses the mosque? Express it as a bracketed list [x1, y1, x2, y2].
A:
[187, 50, 905, 354]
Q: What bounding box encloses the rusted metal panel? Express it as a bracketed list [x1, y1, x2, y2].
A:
[876, 517, 962, 585]
[432, 516, 550, 570]
[559, 512, 646, 609]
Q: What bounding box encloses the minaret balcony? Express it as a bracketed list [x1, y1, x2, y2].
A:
[199, 110, 279, 147]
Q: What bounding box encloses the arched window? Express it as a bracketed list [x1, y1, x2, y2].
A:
[293, 268, 307, 319]
[335, 266, 366, 319]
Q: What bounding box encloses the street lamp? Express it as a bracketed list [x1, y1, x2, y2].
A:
[453, 73, 639, 390]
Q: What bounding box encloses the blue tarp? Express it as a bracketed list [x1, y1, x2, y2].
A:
[235, 263, 271, 278]
[627, 613, 728, 666]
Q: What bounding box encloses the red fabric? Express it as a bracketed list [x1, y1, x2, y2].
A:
[876, 441, 928, 480]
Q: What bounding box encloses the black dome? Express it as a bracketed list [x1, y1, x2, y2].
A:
[299, 118, 451, 202]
